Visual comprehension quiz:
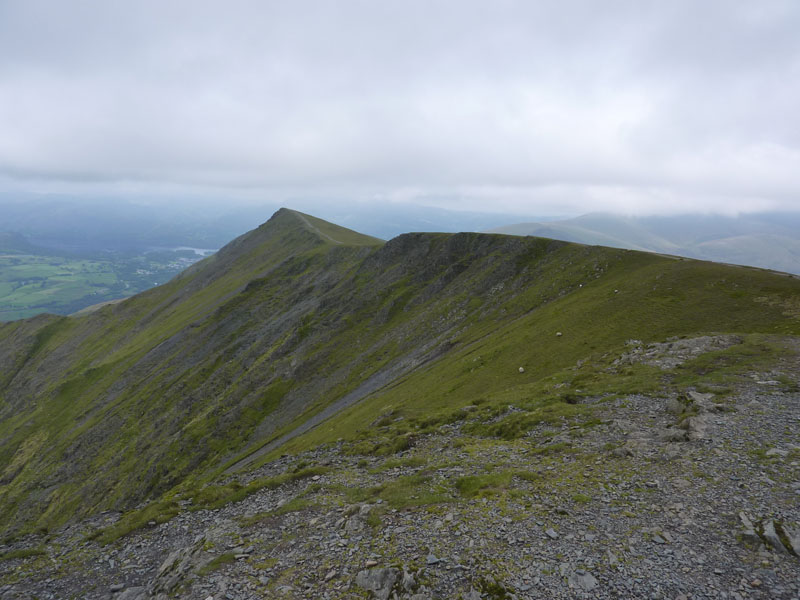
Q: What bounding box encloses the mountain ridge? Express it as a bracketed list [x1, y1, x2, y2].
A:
[1, 210, 799, 598]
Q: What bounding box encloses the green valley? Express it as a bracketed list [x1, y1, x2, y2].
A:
[0, 249, 214, 321]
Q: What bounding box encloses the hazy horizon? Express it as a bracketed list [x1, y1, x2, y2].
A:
[1, 1, 799, 217]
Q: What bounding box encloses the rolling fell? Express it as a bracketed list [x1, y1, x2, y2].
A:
[1, 209, 799, 599]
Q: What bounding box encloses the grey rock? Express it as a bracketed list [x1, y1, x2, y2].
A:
[150, 543, 205, 595]
[117, 588, 147, 600]
[354, 567, 400, 600]
[660, 427, 688, 442]
[605, 550, 619, 567]
[765, 448, 788, 458]
[682, 415, 709, 440]
[110, 583, 125, 593]
[401, 570, 417, 592]
[545, 528, 559, 540]
[426, 553, 440, 565]
[688, 390, 714, 404]
[611, 445, 634, 458]
[666, 398, 685, 415]
[762, 520, 788, 554]
[568, 570, 598, 592]
[782, 523, 800, 555]
[345, 515, 365, 533]
[742, 529, 762, 547]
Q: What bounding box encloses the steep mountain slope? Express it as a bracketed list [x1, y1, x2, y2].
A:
[0, 209, 800, 600]
[489, 212, 800, 274]
[0, 209, 384, 533]
[1, 209, 799, 584]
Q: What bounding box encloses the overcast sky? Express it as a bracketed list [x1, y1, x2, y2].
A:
[1, 0, 799, 216]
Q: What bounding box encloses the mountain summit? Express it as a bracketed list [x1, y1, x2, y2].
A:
[1, 210, 799, 598]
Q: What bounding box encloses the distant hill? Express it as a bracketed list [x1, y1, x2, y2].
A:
[0, 194, 547, 253]
[488, 212, 800, 274]
[0, 231, 46, 255]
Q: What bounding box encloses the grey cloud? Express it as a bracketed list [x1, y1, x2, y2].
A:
[0, 0, 798, 215]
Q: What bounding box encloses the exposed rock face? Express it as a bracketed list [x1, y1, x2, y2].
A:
[354, 568, 400, 600]
[150, 542, 207, 595]
[615, 335, 743, 370]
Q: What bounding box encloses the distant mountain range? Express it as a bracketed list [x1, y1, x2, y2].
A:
[0, 194, 539, 253]
[489, 212, 800, 275]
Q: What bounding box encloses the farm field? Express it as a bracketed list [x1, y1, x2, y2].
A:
[0, 249, 212, 320]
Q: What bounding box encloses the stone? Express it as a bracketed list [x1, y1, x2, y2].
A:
[665, 398, 685, 415]
[762, 520, 788, 554]
[519, 367, 525, 373]
[426, 553, 440, 565]
[150, 543, 204, 595]
[545, 528, 559, 540]
[401, 570, 417, 592]
[687, 390, 713, 404]
[612, 445, 634, 457]
[605, 550, 619, 567]
[742, 529, 761, 548]
[117, 588, 147, 600]
[354, 568, 400, 600]
[345, 515, 365, 533]
[568, 569, 598, 592]
[110, 583, 125, 593]
[683, 415, 709, 440]
[765, 448, 789, 458]
[782, 523, 800, 555]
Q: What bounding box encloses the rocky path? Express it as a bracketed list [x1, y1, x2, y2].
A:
[1, 337, 799, 599]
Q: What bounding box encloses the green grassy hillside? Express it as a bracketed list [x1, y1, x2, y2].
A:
[0, 208, 798, 540]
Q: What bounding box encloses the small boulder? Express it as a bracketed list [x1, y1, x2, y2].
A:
[783, 523, 800, 555]
[355, 567, 400, 600]
[665, 398, 686, 415]
[401, 570, 417, 592]
[762, 520, 788, 554]
[568, 569, 598, 592]
[765, 448, 789, 458]
[117, 588, 147, 600]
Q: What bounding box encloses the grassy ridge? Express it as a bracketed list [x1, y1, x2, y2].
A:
[268, 252, 800, 455]
[0, 209, 799, 540]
